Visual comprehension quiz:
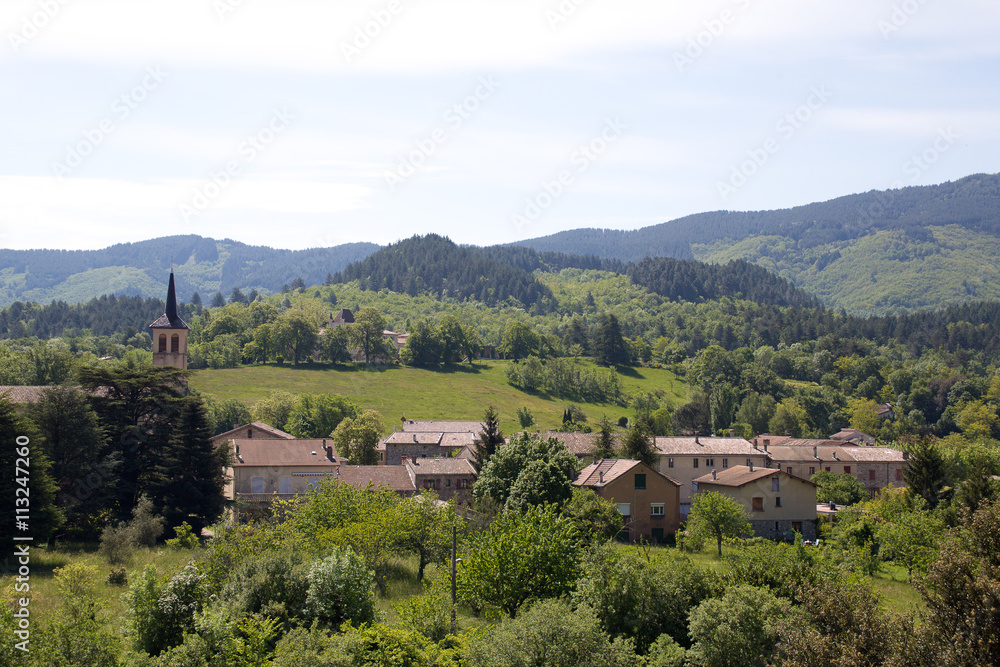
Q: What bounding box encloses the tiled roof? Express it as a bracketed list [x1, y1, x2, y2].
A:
[401, 420, 483, 434]
[764, 443, 855, 463]
[695, 465, 816, 487]
[750, 435, 793, 447]
[211, 421, 296, 443]
[527, 431, 621, 456]
[655, 437, 759, 456]
[385, 432, 444, 445]
[405, 458, 476, 475]
[574, 459, 680, 488]
[839, 446, 907, 462]
[337, 465, 416, 492]
[828, 429, 875, 444]
[231, 439, 340, 467]
[0, 386, 49, 403]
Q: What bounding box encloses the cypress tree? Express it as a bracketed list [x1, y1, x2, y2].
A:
[473, 405, 504, 473]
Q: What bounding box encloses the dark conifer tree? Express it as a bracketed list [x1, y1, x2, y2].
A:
[593, 313, 629, 366]
[621, 423, 658, 467]
[473, 405, 504, 473]
[211, 292, 226, 308]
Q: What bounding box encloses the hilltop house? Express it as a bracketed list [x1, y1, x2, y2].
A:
[694, 465, 818, 541]
[573, 459, 681, 543]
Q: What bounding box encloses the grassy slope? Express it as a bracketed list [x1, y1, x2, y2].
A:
[693, 225, 1000, 316]
[190, 360, 688, 434]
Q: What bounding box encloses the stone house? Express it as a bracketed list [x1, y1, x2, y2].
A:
[403, 457, 476, 503]
[379, 430, 475, 465]
[654, 436, 769, 517]
[573, 459, 681, 543]
[694, 465, 818, 541]
[759, 438, 907, 498]
[225, 438, 341, 516]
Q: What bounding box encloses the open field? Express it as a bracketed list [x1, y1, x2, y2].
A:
[190, 360, 689, 434]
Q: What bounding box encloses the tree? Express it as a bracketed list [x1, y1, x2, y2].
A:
[876, 510, 942, 576]
[499, 320, 540, 361]
[846, 397, 880, 435]
[0, 396, 63, 544]
[561, 487, 624, 542]
[331, 409, 385, 465]
[303, 548, 378, 628]
[317, 325, 351, 364]
[768, 397, 807, 438]
[205, 397, 252, 435]
[687, 585, 795, 667]
[398, 492, 461, 581]
[400, 320, 442, 365]
[27, 386, 114, 537]
[229, 287, 248, 305]
[621, 423, 658, 467]
[593, 415, 617, 459]
[473, 405, 504, 472]
[736, 392, 776, 436]
[286, 393, 360, 439]
[474, 432, 577, 508]
[211, 292, 226, 308]
[350, 307, 391, 364]
[904, 438, 948, 509]
[505, 458, 574, 513]
[438, 313, 470, 363]
[458, 505, 581, 618]
[251, 390, 297, 431]
[811, 470, 868, 506]
[273, 311, 318, 364]
[687, 490, 752, 556]
[147, 398, 229, 534]
[517, 406, 535, 429]
[593, 313, 629, 366]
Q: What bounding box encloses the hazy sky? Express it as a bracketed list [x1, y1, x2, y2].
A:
[1, 0, 998, 251]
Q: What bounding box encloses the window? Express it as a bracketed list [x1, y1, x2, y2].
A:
[635, 474, 646, 490]
[171, 334, 180, 353]
[650, 503, 665, 516]
[786, 467, 793, 474]
[809, 466, 815, 475]
[772, 478, 780, 492]
[752, 497, 764, 511]
[158, 334, 167, 352]
[617, 503, 631, 516]
[792, 521, 802, 533]
[843, 466, 851, 474]
[775, 497, 782, 507]
[774, 521, 780, 531]
[825, 467, 831, 472]
[692, 481, 698, 493]
[251, 477, 264, 494]
[668, 458, 674, 468]
[895, 468, 902, 481]
[722, 458, 728, 468]
[279, 477, 291, 494]
[870, 469, 877, 481]
[457, 479, 470, 490]
[706, 458, 714, 467]
[693, 458, 699, 469]
[446, 479, 451, 487]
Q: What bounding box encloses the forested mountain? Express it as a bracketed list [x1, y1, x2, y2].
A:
[334, 235, 559, 311]
[0, 235, 378, 308]
[515, 173, 1000, 314]
[628, 257, 821, 309]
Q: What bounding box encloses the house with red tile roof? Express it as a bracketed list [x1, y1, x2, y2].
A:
[573, 459, 681, 543]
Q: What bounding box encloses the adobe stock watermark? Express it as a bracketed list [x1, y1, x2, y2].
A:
[856, 126, 959, 227]
[545, 0, 590, 31]
[673, 0, 753, 72]
[717, 85, 833, 202]
[384, 75, 500, 192]
[511, 117, 627, 233]
[213, 0, 249, 21]
[877, 0, 931, 39]
[51, 66, 168, 180]
[341, 0, 409, 64]
[7, 0, 71, 53]
[179, 107, 294, 221]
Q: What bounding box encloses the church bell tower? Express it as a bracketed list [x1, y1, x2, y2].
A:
[149, 271, 190, 369]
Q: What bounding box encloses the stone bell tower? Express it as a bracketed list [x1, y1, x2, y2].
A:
[149, 271, 190, 369]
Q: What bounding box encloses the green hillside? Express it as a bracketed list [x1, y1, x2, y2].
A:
[190, 360, 688, 434]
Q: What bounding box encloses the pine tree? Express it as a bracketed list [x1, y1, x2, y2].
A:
[621, 423, 658, 467]
[593, 313, 629, 366]
[473, 405, 504, 472]
[147, 398, 228, 534]
[592, 415, 617, 459]
[904, 439, 948, 509]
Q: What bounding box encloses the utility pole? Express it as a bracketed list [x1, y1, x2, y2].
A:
[450, 525, 458, 635]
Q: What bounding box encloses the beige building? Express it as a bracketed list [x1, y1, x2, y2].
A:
[226, 438, 341, 515]
[573, 459, 681, 543]
[655, 436, 769, 516]
[694, 465, 818, 541]
[210, 421, 295, 448]
[756, 438, 908, 498]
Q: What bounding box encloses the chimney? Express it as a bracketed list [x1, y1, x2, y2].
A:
[763, 438, 770, 447]
[813, 446, 818, 458]
[599, 471, 604, 483]
[401, 456, 408, 465]
[695, 435, 700, 445]
[829, 501, 836, 510]
[235, 444, 240, 455]
[712, 469, 717, 480]
[413, 434, 417, 442]
[729, 429, 735, 437]
[749, 462, 754, 472]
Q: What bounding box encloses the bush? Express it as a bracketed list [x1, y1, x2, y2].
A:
[99, 522, 136, 565]
[303, 547, 379, 628]
[393, 579, 452, 641]
[107, 568, 128, 586]
[130, 495, 166, 547]
[98, 495, 166, 564]
[646, 634, 686, 667]
[166, 521, 201, 549]
[219, 549, 309, 625]
[517, 406, 534, 428]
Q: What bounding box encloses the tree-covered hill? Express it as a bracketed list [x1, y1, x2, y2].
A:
[0, 235, 378, 308]
[334, 234, 561, 312]
[515, 173, 1000, 314]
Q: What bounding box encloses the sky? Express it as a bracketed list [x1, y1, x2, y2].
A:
[0, 0, 998, 251]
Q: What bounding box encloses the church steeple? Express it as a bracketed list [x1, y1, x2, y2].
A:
[149, 271, 190, 369]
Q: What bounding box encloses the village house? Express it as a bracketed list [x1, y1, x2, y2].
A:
[209, 421, 295, 448]
[756, 438, 908, 498]
[693, 465, 818, 541]
[654, 436, 769, 517]
[225, 438, 341, 516]
[403, 456, 476, 503]
[337, 465, 417, 497]
[379, 430, 475, 465]
[525, 431, 624, 461]
[573, 459, 681, 543]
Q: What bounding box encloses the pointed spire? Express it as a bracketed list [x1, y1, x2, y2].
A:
[166, 271, 178, 321]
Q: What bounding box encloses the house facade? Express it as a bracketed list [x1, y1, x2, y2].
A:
[380, 431, 474, 465]
[758, 438, 908, 498]
[210, 421, 296, 448]
[573, 459, 681, 543]
[694, 465, 818, 541]
[225, 438, 341, 516]
[654, 436, 769, 517]
[403, 457, 476, 503]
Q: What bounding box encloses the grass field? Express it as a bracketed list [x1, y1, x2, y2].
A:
[190, 360, 689, 434]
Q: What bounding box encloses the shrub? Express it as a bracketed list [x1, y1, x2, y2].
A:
[130, 495, 166, 547]
[166, 521, 201, 549]
[99, 522, 135, 565]
[107, 568, 128, 586]
[393, 579, 452, 641]
[219, 549, 309, 625]
[303, 548, 379, 628]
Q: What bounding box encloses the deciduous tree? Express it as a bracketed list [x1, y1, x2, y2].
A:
[687, 490, 752, 556]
